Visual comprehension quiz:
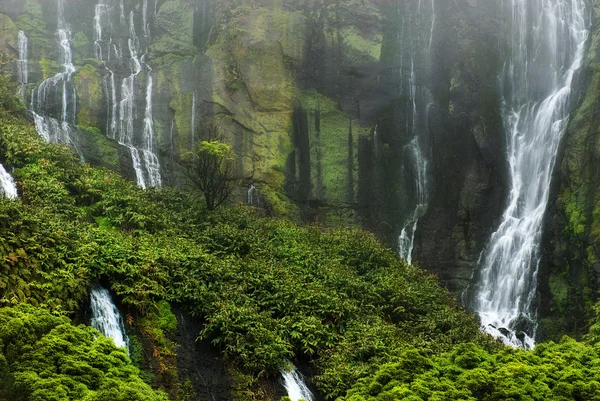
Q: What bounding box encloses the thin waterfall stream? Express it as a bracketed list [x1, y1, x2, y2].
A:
[470, 0, 589, 348]
[395, 0, 435, 264]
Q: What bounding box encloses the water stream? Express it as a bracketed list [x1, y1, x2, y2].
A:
[90, 285, 129, 351]
[30, 0, 75, 146]
[0, 164, 18, 199]
[395, 0, 435, 264]
[281, 365, 314, 401]
[471, 0, 589, 348]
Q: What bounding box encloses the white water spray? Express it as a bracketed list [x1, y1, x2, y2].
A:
[95, 2, 161, 188]
[30, 0, 76, 146]
[0, 164, 18, 199]
[17, 30, 28, 86]
[281, 365, 314, 401]
[90, 285, 129, 351]
[471, 0, 589, 349]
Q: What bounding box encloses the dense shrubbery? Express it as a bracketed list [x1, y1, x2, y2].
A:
[0, 106, 490, 398]
[0, 304, 168, 401]
[4, 93, 600, 400]
[343, 339, 600, 401]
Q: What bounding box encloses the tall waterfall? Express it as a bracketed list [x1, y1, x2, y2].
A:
[90, 285, 129, 350]
[17, 30, 28, 87]
[281, 365, 314, 401]
[471, 0, 589, 348]
[0, 164, 18, 199]
[94, 1, 161, 188]
[395, 0, 435, 264]
[29, 0, 76, 145]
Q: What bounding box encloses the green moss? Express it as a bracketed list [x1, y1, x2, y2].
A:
[0, 13, 18, 56]
[340, 26, 382, 60]
[39, 58, 60, 79]
[157, 300, 177, 335]
[73, 31, 89, 48]
[149, 34, 197, 57]
[74, 64, 103, 127]
[549, 274, 569, 310]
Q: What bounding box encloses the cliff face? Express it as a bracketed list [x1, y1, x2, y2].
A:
[0, 0, 510, 295]
[540, 2, 600, 340]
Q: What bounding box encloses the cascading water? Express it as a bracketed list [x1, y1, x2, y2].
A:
[90, 285, 129, 350]
[470, 0, 589, 348]
[248, 184, 259, 206]
[17, 30, 28, 98]
[94, 1, 161, 188]
[29, 0, 76, 145]
[0, 164, 18, 199]
[395, 0, 435, 264]
[280, 365, 314, 401]
[191, 91, 196, 146]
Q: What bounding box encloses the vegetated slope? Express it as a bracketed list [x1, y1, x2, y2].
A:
[5, 79, 600, 401]
[0, 79, 491, 399]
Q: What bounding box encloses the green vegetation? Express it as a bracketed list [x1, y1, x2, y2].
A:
[0, 304, 168, 401]
[179, 129, 236, 210]
[344, 339, 600, 401]
[2, 79, 600, 401]
[0, 84, 490, 399]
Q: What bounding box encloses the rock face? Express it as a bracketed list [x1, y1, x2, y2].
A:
[0, 1, 522, 298]
[540, 3, 600, 341]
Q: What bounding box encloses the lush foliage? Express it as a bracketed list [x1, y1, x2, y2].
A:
[343, 339, 600, 401]
[5, 94, 600, 401]
[0, 107, 491, 399]
[0, 304, 168, 401]
[179, 131, 236, 210]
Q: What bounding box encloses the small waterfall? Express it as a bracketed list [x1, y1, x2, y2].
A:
[90, 285, 129, 350]
[281, 365, 314, 401]
[17, 30, 28, 86]
[470, 0, 589, 348]
[395, 0, 435, 264]
[141, 74, 161, 187]
[247, 184, 259, 206]
[0, 164, 18, 199]
[191, 91, 196, 146]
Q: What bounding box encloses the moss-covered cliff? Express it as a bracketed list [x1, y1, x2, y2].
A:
[540, 1, 600, 341]
[0, 0, 513, 298]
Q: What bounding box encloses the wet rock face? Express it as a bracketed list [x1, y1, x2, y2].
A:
[0, 0, 511, 295]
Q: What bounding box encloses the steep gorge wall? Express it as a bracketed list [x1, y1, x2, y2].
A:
[0, 0, 509, 296]
[541, 1, 600, 341]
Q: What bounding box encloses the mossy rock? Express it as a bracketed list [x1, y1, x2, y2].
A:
[154, 0, 194, 42]
[74, 64, 103, 128]
[0, 13, 18, 59]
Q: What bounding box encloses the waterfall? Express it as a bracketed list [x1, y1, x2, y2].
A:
[90, 285, 129, 350]
[248, 184, 258, 206]
[29, 0, 76, 146]
[191, 91, 196, 146]
[17, 30, 28, 86]
[395, 0, 435, 264]
[141, 74, 161, 187]
[471, 0, 589, 348]
[281, 365, 314, 401]
[0, 164, 18, 199]
[95, 1, 161, 188]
